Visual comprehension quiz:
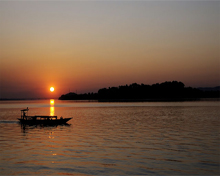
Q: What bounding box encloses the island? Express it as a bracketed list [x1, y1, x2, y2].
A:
[59, 81, 220, 101]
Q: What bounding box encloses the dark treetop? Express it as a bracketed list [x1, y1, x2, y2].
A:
[59, 81, 220, 101]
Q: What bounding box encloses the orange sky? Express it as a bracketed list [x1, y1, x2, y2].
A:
[0, 1, 219, 99]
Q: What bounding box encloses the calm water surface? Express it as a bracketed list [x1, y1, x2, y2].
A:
[0, 100, 219, 175]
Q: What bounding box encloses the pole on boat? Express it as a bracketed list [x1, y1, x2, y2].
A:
[20, 107, 29, 120]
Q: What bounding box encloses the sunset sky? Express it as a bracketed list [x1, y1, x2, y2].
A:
[0, 1, 219, 99]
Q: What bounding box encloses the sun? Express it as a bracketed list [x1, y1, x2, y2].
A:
[50, 87, 54, 92]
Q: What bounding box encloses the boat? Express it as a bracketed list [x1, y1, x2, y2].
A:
[18, 107, 72, 125]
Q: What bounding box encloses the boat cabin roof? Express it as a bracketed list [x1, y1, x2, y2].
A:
[21, 107, 29, 112]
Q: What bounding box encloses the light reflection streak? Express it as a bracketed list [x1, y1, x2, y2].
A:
[50, 99, 54, 105]
[50, 99, 55, 116]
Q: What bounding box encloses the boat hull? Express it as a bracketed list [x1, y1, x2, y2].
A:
[18, 118, 72, 125]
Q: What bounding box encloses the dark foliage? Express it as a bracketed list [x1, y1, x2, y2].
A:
[59, 81, 220, 101]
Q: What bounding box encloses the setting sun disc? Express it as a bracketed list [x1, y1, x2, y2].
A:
[50, 87, 54, 92]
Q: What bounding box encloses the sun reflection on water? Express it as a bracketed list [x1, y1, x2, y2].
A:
[50, 99, 54, 105]
[50, 99, 55, 116]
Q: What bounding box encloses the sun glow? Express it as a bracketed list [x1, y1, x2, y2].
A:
[50, 87, 54, 92]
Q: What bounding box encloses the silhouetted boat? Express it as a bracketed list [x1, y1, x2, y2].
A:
[18, 107, 72, 125]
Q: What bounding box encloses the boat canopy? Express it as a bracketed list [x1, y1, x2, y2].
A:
[21, 107, 29, 111]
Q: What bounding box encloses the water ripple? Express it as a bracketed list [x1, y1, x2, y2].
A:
[0, 103, 219, 175]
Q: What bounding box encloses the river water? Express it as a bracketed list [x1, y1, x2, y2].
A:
[0, 100, 219, 175]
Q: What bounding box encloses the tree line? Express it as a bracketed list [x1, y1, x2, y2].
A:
[59, 81, 220, 101]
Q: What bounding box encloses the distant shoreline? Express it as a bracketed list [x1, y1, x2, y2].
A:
[97, 98, 220, 102]
[0, 98, 220, 102]
[1, 81, 219, 102]
[0, 98, 52, 101]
